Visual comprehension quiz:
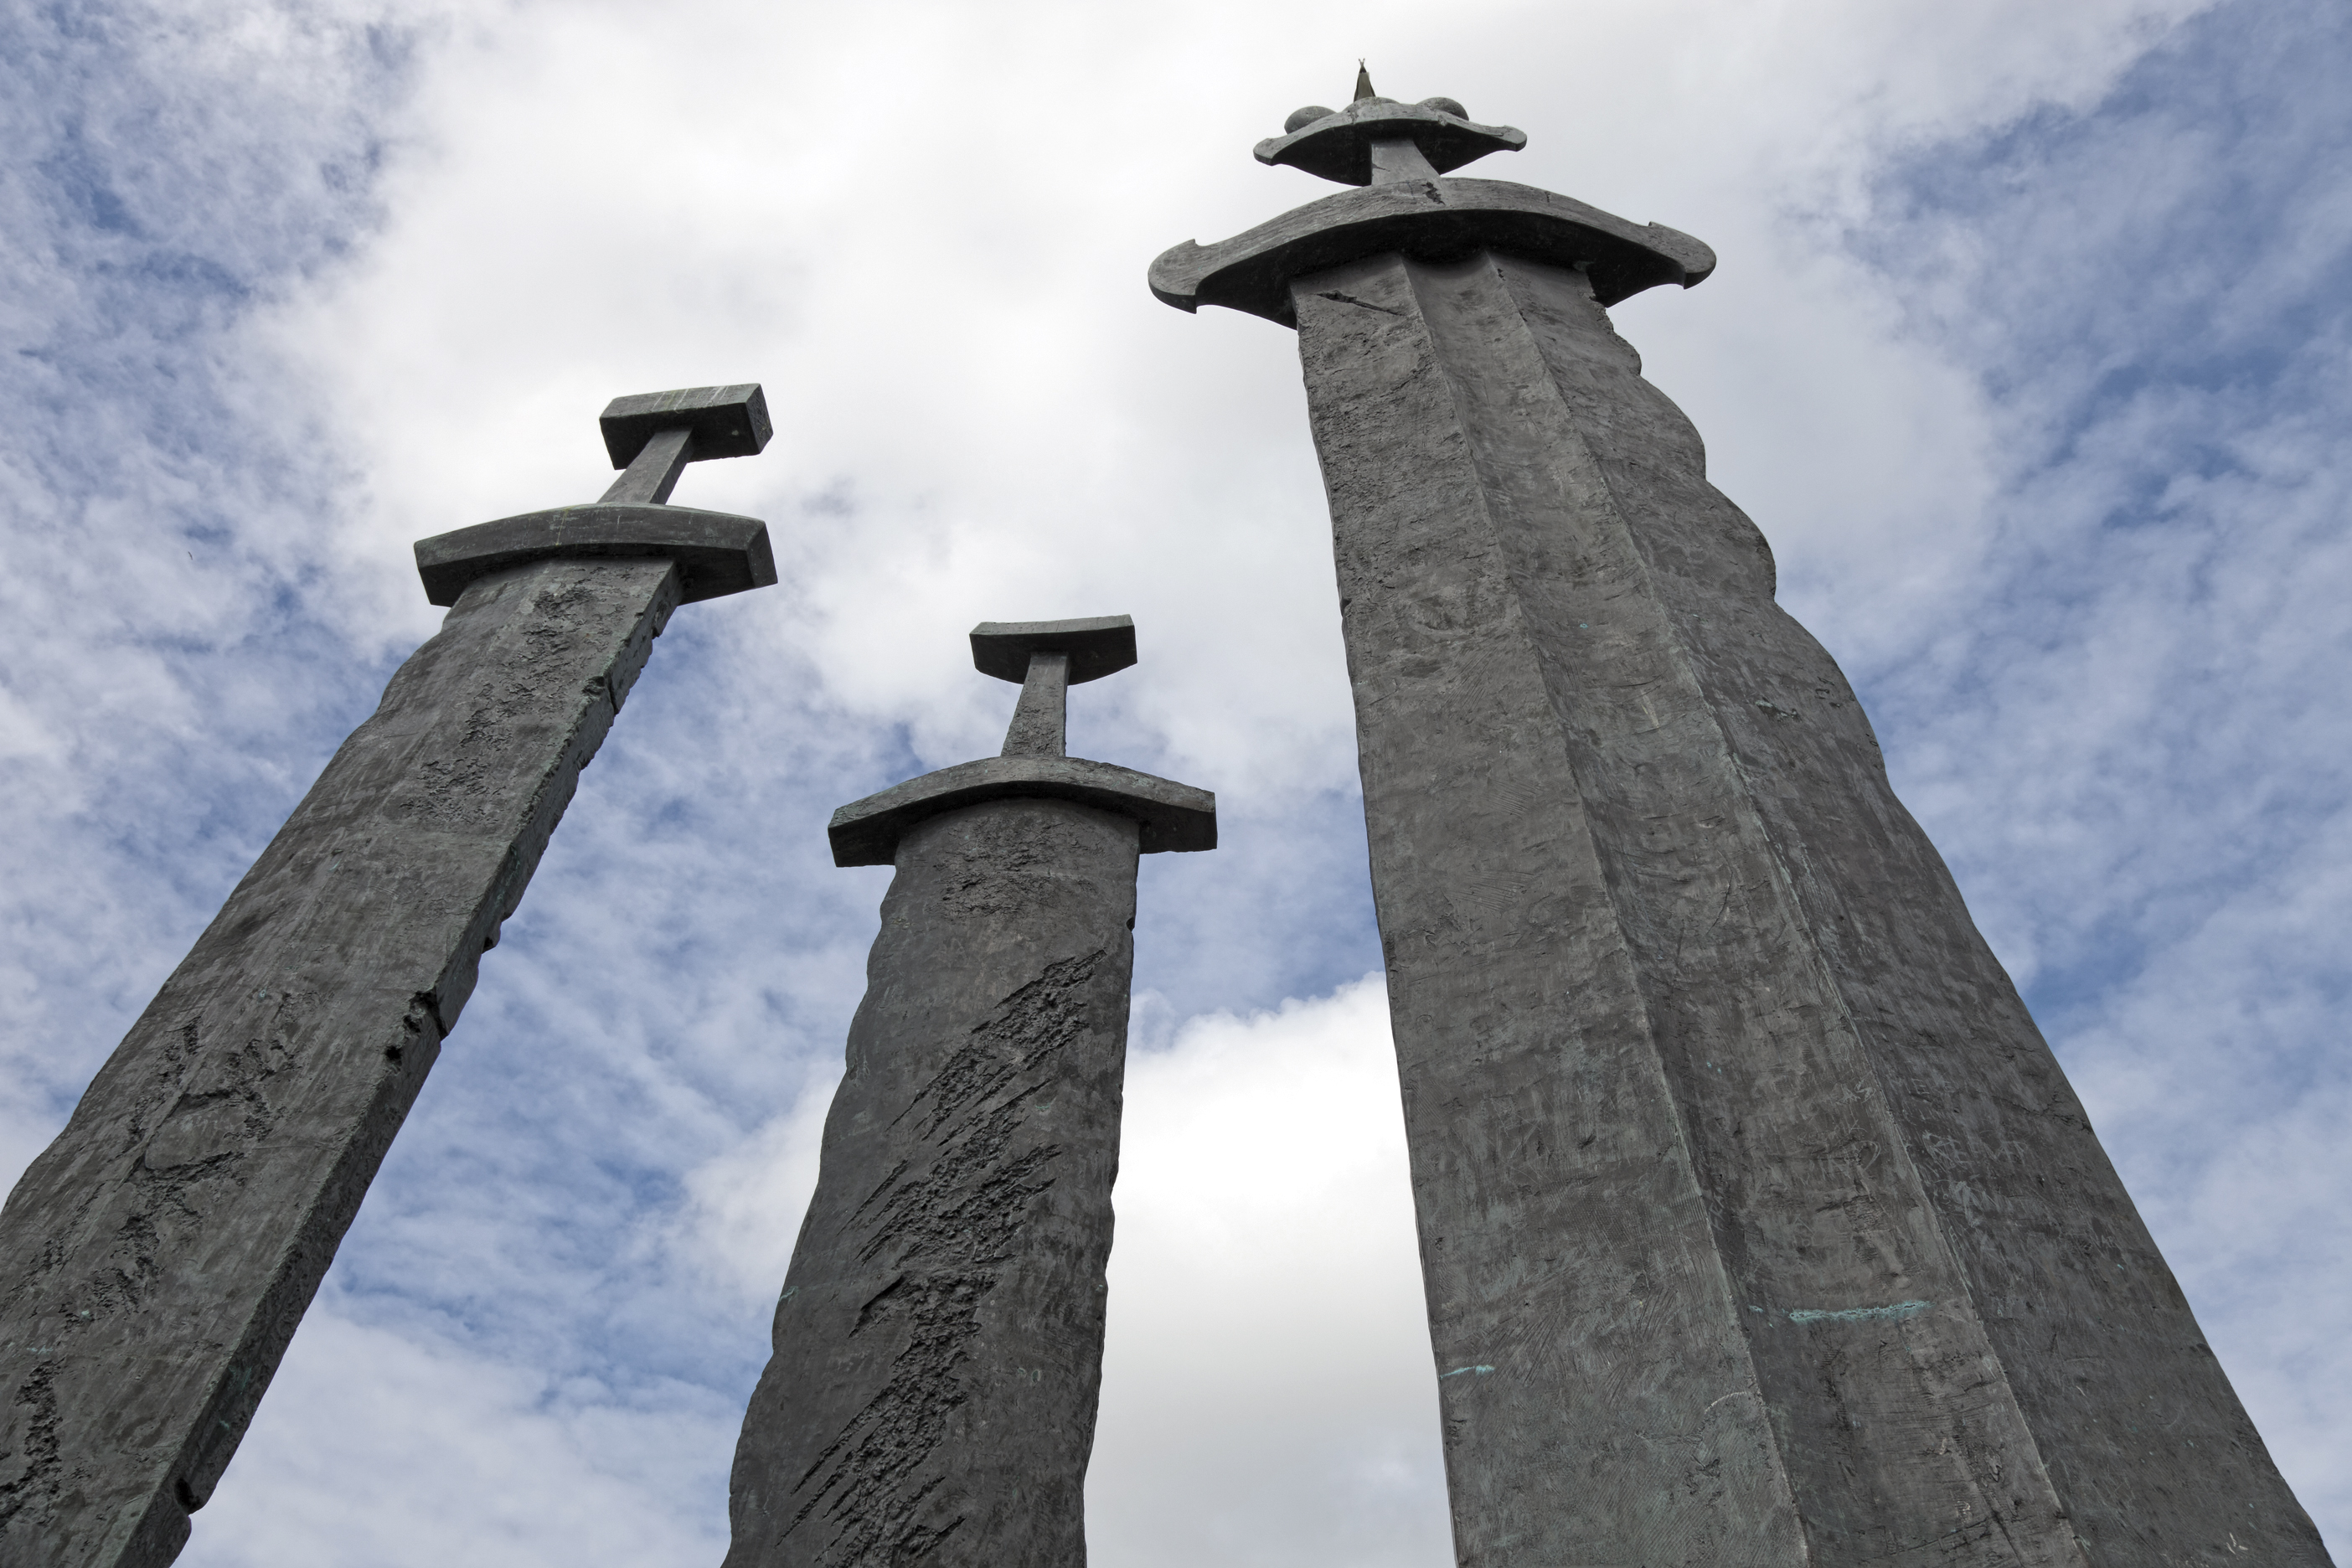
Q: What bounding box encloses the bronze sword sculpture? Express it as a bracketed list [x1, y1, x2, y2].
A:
[0, 384, 778, 1568]
[1153, 73, 2329, 1566]
[726, 615, 1213, 1568]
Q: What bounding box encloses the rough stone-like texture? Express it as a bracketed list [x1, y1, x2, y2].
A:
[827, 756, 1215, 866]
[1151, 176, 1715, 325]
[1291, 250, 2331, 1566]
[599, 382, 771, 467]
[727, 799, 1138, 1568]
[414, 502, 775, 606]
[0, 556, 684, 1568]
[1252, 96, 1525, 184]
[968, 617, 1136, 685]
[1002, 652, 1073, 759]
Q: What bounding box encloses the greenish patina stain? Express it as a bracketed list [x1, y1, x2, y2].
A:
[1787, 1299, 1930, 1326]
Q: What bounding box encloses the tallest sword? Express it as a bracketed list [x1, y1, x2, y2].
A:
[1154, 73, 2328, 1566]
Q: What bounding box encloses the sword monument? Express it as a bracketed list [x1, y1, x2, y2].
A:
[0, 384, 779, 1568]
[725, 615, 1213, 1568]
[1153, 73, 2330, 1565]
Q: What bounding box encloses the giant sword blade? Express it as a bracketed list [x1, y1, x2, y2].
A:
[1153, 73, 2329, 1566]
[0, 384, 779, 1568]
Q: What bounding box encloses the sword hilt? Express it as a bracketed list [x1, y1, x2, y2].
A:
[597, 384, 772, 505]
[970, 616, 1137, 759]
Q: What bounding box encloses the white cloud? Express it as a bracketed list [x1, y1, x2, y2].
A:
[181, 1308, 737, 1567]
[674, 1055, 843, 1311]
[1091, 978, 1446, 1568]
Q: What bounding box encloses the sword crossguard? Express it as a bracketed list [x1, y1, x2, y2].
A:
[410, 384, 779, 606]
[1151, 76, 1713, 323]
[826, 613, 1213, 865]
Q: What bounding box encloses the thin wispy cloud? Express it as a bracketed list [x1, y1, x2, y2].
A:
[1842, 11, 2352, 1533]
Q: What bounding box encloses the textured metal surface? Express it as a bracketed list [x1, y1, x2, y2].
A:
[414, 503, 775, 606]
[1253, 95, 1525, 185]
[826, 756, 1215, 866]
[968, 616, 1137, 686]
[600, 425, 699, 505]
[726, 799, 1141, 1568]
[1001, 652, 1073, 759]
[597, 382, 771, 467]
[1287, 247, 2329, 1566]
[1150, 177, 1714, 324]
[830, 618, 1213, 866]
[0, 556, 689, 1566]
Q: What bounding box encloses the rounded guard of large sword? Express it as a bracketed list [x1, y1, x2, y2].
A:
[1153, 80, 1714, 323]
[1152, 179, 1716, 322]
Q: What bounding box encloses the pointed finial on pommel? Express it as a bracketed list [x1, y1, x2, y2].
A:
[1259, 81, 1524, 187]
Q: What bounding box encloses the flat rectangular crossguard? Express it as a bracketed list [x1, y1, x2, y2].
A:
[1154, 71, 2331, 1567]
[0, 384, 778, 1568]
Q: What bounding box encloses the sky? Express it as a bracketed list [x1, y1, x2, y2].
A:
[1, 0, 2348, 1562]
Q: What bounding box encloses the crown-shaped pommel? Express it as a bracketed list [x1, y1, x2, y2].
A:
[972, 616, 1136, 760]
[1151, 71, 1714, 324]
[1256, 75, 1525, 186]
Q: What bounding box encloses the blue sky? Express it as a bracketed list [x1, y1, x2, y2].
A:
[2, 1, 2345, 1561]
